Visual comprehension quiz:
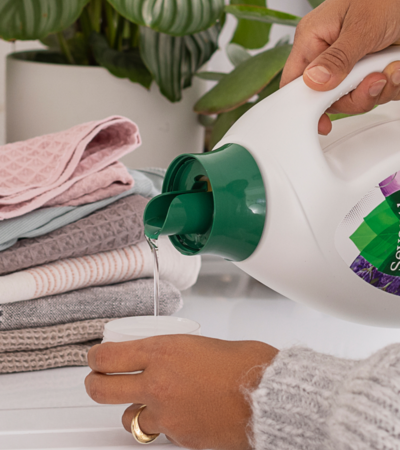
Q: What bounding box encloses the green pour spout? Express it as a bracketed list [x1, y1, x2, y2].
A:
[144, 144, 266, 262]
[144, 191, 214, 240]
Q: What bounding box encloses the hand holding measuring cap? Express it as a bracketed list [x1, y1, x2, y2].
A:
[85, 335, 277, 450]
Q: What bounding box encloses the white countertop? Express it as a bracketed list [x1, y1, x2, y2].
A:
[2, 256, 400, 449]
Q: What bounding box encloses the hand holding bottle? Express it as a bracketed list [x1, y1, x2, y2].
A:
[281, 0, 400, 135]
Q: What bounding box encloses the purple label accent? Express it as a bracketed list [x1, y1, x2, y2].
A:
[351, 255, 400, 295]
[379, 172, 400, 197]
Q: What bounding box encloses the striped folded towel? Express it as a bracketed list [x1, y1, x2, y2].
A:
[0, 237, 201, 304]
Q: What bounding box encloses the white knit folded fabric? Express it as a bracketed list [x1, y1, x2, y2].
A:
[0, 236, 201, 304]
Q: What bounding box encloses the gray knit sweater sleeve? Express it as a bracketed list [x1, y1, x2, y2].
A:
[249, 344, 400, 450]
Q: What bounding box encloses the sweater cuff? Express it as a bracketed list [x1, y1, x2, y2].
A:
[248, 347, 356, 450]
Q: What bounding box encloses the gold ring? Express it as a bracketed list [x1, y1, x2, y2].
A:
[131, 405, 160, 444]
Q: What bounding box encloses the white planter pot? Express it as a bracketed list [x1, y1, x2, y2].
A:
[6, 51, 206, 169]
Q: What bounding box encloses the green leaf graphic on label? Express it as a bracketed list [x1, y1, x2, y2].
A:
[350, 190, 400, 275]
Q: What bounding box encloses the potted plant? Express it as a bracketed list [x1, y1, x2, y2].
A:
[2, 0, 224, 168]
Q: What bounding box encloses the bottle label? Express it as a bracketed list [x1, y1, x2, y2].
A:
[335, 171, 400, 296]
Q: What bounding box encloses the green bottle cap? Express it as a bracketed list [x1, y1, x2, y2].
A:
[144, 143, 266, 261]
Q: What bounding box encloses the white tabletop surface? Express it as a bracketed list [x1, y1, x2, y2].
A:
[2, 256, 400, 449]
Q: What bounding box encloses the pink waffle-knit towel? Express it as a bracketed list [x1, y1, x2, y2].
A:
[43, 161, 133, 207]
[0, 116, 141, 219]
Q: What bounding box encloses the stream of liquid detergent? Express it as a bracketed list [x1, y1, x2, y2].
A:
[145, 235, 160, 316]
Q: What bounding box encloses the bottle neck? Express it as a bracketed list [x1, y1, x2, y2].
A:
[144, 143, 266, 262]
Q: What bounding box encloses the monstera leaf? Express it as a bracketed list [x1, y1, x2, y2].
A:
[0, 0, 90, 40]
[140, 25, 220, 102]
[107, 0, 224, 36]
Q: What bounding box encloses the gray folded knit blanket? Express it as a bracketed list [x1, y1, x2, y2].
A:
[0, 278, 182, 330]
[0, 195, 148, 275]
[0, 318, 111, 352]
[0, 341, 100, 374]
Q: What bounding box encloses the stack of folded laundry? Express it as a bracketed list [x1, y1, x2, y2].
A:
[0, 117, 201, 374]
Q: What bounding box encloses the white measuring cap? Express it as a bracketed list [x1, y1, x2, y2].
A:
[102, 316, 201, 343]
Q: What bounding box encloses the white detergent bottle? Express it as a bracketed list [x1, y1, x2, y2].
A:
[144, 46, 400, 327]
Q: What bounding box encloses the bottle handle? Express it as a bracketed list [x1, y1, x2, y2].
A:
[292, 46, 400, 119]
[217, 45, 400, 191]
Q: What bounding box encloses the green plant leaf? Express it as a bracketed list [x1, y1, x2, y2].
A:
[307, 0, 325, 7]
[30, 50, 69, 64]
[65, 32, 90, 65]
[90, 32, 152, 89]
[328, 105, 378, 121]
[257, 70, 281, 101]
[40, 25, 75, 48]
[42, 28, 90, 65]
[210, 103, 254, 149]
[140, 24, 220, 102]
[195, 71, 226, 81]
[328, 112, 354, 121]
[194, 44, 291, 114]
[275, 35, 290, 47]
[198, 114, 217, 127]
[107, 0, 225, 36]
[231, 20, 271, 49]
[230, 0, 271, 50]
[225, 5, 301, 27]
[0, 0, 90, 41]
[226, 43, 251, 67]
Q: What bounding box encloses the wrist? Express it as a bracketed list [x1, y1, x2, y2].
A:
[247, 347, 356, 450]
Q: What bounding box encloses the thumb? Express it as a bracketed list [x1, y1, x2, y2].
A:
[304, 33, 370, 91]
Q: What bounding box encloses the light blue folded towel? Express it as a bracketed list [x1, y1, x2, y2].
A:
[0, 168, 164, 251]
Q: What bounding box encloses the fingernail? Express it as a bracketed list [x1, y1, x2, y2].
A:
[369, 79, 387, 97]
[392, 69, 400, 86]
[306, 66, 331, 84]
